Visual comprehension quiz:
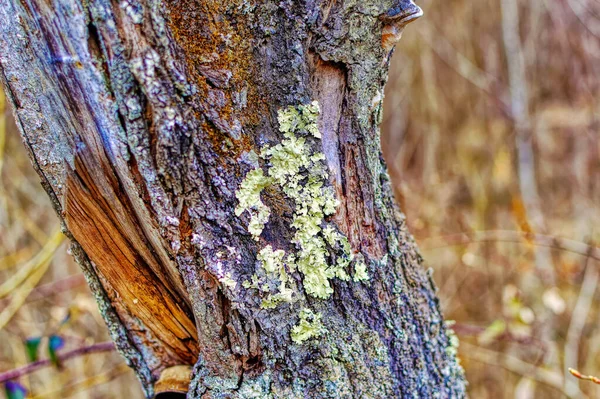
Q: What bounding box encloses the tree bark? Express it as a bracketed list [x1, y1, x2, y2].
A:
[0, 0, 466, 397]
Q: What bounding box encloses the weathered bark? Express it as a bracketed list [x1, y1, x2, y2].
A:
[0, 0, 466, 397]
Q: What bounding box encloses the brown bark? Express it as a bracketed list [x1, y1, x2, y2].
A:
[0, 0, 466, 397]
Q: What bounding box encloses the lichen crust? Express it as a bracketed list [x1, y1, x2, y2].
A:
[236, 101, 368, 309]
[291, 308, 324, 344]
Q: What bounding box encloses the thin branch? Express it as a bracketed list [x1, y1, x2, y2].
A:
[565, 0, 600, 39]
[460, 341, 577, 399]
[24, 274, 86, 303]
[29, 363, 130, 399]
[564, 257, 599, 396]
[452, 323, 547, 351]
[0, 342, 115, 384]
[569, 368, 600, 385]
[416, 24, 511, 116]
[418, 230, 600, 262]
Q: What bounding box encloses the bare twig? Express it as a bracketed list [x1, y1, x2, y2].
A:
[564, 257, 599, 396]
[419, 230, 600, 262]
[452, 323, 547, 351]
[417, 24, 511, 115]
[565, 0, 600, 38]
[24, 274, 86, 303]
[569, 368, 600, 385]
[460, 341, 577, 398]
[29, 363, 130, 399]
[0, 342, 115, 384]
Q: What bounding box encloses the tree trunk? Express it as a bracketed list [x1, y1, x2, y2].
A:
[0, 0, 466, 397]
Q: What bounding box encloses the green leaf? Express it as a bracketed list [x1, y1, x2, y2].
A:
[4, 381, 26, 399]
[48, 335, 65, 367]
[24, 336, 42, 362]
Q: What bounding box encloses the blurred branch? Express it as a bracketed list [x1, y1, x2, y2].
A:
[419, 230, 600, 263]
[29, 363, 130, 399]
[452, 322, 547, 350]
[0, 88, 5, 179]
[24, 274, 86, 303]
[0, 274, 85, 312]
[460, 341, 577, 399]
[565, 0, 600, 38]
[564, 258, 599, 397]
[0, 341, 115, 384]
[4, 199, 52, 245]
[417, 25, 511, 115]
[501, 0, 555, 286]
[0, 245, 35, 271]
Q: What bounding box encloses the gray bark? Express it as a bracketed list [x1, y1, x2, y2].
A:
[0, 0, 466, 397]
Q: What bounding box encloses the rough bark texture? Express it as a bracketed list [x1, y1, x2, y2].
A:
[0, 0, 466, 397]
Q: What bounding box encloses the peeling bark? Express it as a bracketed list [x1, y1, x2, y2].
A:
[0, 0, 466, 397]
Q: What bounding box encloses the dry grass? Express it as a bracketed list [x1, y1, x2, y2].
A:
[383, 0, 600, 397]
[1, 0, 600, 397]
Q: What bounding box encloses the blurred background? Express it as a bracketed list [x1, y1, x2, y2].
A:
[383, 0, 600, 397]
[1, 0, 600, 397]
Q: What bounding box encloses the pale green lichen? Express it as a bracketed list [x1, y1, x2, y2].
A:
[277, 101, 321, 138]
[261, 134, 310, 181]
[261, 102, 351, 298]
[242, 246, 295, 309]
[444, 320, 461, 359]
[255, 245, 295, 309]
[219, 272, 238, 289]
[234, 168, 273, 240]
[256, 245, 286, 274]
[236, 101, 359, 305]
[441, 320, 465, 381]
[353, 254, 369, 282]
[291, 308, 324, 344]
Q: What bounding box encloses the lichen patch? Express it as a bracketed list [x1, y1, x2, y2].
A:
[219, 272, 238, 289]
[353, 254, 370, 282]
[236, 101, 361, 306]
[291, 308, 324, 344]
[234, 168, 273, 240]
[242, 245, 295, 309]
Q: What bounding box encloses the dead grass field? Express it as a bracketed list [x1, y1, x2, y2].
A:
[383, 0, 600, 397]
